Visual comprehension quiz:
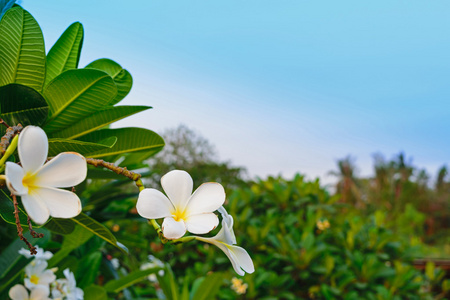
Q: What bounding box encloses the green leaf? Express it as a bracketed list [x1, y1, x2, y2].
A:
[45, 22, 83, 85]
[47, 136, 116, 156]
[0, 1, 16, 19]
[0, 6, 46, 91]
[85, 58, 132, 105]
[76, 252, 102, 288]
[104, 267, 162, 293]
[0, 188, 28, 226]
[71, 213, 128, 253]
[190, 273, 224, 300]
[84, 285, 107, 300]
[48, 225, 94, 267]
[43, 69, 117, 133]
[45, 218, 75, 235]
[77, 127, 164, 158]
[0, 83, 48, 126]
[49, 105, 151, 139]
[118, 147, 162, 167]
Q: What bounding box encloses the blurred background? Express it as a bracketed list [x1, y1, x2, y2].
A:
[3, 1, 449, 299]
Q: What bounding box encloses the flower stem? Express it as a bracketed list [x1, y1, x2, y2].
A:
[86, 158, 144, 191]
[12, 194, 37, 255]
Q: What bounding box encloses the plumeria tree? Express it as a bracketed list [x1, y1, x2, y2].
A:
[0, 3, 253, 299]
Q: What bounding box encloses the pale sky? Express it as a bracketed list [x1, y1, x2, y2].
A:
[20, 0, 450, 184]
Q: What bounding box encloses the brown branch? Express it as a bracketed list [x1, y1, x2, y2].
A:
[86, 158, 142, 181]
[27, 216, 44, 238]
[13, 194, 37, 255]
[0, 124, 23, 156]
[0, 118, 10, 129]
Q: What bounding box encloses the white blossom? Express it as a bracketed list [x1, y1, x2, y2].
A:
[137, 170, 225, 239]
[51, 269, 83, 300]
[196, 207, 254, 276]
[24, 260, 56, 290]
[5, 126, 87, 224]
[18, 246, 53, 261]
[8, 284, 50, 300]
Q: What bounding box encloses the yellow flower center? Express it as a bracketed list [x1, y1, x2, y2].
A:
[22, 172, 38, 190]
[30, 274, 39, 285]
[172, 208, 187, 222]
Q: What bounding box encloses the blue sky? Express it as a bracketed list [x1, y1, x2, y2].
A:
[22, 0, 450, 183]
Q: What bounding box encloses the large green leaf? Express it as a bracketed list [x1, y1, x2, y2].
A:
[45, 218, 75, 235]
[43, 69, 117, 133]
[48, 136, 116, 156]
[78, 127, 164, 158]
[0, 83, 48, 126]
[76, 252, 102, 288]
[48, 225, 94, 268]
[85, 58, 132, 105]
[84, 285, 107, 300]
[0, 188, 29, 226]
[0, 6, 46, 91]
[45, 22, 83, 86]
[190, 273, 224, 300]
[118, 147, 162, 167]
[71, 213, 128, 253]
[104, 268, 162, 293]
[49, 105, 151, 139]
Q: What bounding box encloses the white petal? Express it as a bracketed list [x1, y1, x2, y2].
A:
[214, 218, 237, 245]
[35, 153, 87, 188]
[186, 183, 225, 216]
[161, 217, 186, 239]
[196, 237, 254, 275]
[5, 162, 27, 195]
[224, 245, 245, 276]
[185, 213, 219, 234]
[161, 170, 193, 209]
[136, 188, 174, 219]
[30, 285, 50, 300]
[18, 248, 33, 258]
[31, 187, 82, 220]
[39, 269, 57, 285]
[9, 284, 28, 300]
[21, 194, 50, 225]
[18, 126, 48, 173]
[227, 245, 255, 274]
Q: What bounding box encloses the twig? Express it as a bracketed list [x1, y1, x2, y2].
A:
[0, 124, 23, 156]
[0, 118, 10, 128]
[86, 158, 144, 191]
[13, 195, 37, 255]
[27, 216, 44, 238]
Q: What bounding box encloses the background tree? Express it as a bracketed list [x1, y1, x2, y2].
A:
[147, 124, 247, 191]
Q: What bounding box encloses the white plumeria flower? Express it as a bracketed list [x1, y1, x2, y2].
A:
[24, 260, 56, 290]
[18, 246, 53, 261]
[8, 284, 50, 300]
[196, 207, 254, 276]
[140, 255, 165, 282]
[52, 269, 83, 300]
[5, 126, 87, 224]
[136, 170, 225, 239]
